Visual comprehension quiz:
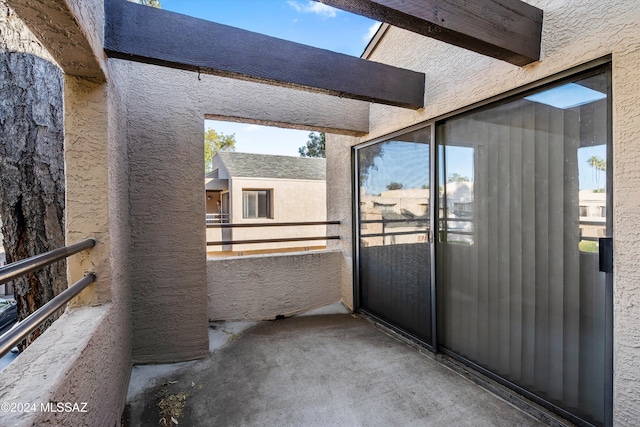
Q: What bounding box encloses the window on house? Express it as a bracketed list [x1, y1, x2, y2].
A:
[580, 205, 589, 216]
[243, 190, 272, 219]
[374, 202, 396, 213]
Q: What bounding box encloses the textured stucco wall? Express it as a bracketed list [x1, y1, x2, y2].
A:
[228, 178, 326, 224]
[61, 71, 133, 424]
[64, 76, 112, 305]
[103, 55, 134, 417]
[122, 59, 372, 363]
[120, 59, 210, 364]
[122, 61, 370, 137]
[611, 46, 640, 426]
[0, 306, 130, 426]
[207, 250, 343, 321]
[6, 0, 104, 79]
[63, 0, 133, 420]
[326, 134, 356, 310]
[0, 1, 132, 425]
[327, 0, 640, 423]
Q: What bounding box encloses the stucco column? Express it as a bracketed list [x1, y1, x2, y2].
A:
[326, 133, 359, 310]
[612, 48, 640, 426]
[64, 76, 112, 305]
[122, 60, 209, 363]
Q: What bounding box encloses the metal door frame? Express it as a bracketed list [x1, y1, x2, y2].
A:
[352, 124, 437, 351]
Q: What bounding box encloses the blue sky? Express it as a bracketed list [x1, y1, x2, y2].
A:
[363, 141, 430, 196]
[159, 0, 379, 156]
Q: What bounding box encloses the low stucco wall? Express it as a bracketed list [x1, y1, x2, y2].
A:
[0, 304, 130, 426]
[208, 250, 343, 321]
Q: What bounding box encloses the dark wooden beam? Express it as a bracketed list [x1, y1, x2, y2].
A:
[320, 0, 543, 66]
[104, 0, 425, 109]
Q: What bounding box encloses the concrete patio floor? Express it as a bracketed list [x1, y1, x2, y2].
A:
[123, 312, 557, 426]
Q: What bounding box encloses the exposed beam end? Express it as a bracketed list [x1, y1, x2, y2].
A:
[321, 0, 543, 66]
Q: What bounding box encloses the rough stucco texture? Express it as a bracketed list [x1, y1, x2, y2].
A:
[218, 177, 327, 252]
[208, 250, 343, 321]
[6, 0, 104, 79]
[326, 134, 356, 310]
[326, 0, 640, 424]
[128, 61, 369, 136]
[0, 305, 130, 427]
[611, 46, 640, 425]
[121, 58, 372, 363]
[64, 75, 112, 306]
[119, 59, 209, 365]
[0, 3, 132, 426]
[60, 72, 133, 424]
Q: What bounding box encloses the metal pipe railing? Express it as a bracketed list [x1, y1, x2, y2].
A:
[206, 221, 340, 246]
[207, 220, 340, 228]
[360, 230, 429, 238]
[360, 219, 428, 224]
[0, 238, 97, 358]
[207, 235, 340, 246]
[0, 273, 96, 358]
[0, 238, 95, 285]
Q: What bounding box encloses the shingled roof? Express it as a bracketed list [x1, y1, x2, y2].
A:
[215, 152, 326, 181]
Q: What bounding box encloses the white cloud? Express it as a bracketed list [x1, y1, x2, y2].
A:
[307, 2, 337, 17]
[245, 124, 261, 132]
[364, 22, 382, 41]
[287, 1, 337, 18]
[287, 0, 303, 12]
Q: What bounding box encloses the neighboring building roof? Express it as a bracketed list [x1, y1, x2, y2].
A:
[215, 152, 326, 181]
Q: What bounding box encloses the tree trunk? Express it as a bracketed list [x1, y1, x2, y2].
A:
[0, 2, 67, 350]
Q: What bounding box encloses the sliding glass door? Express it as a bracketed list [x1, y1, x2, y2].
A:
[354, 64, 612, 426]
[356, 127, 432, 344]
[436, 66, 611, 426]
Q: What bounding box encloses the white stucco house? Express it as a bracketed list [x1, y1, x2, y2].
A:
[205, 151, 327, 255]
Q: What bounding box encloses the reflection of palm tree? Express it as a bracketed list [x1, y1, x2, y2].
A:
[358, 145, 384, 182]
[447, 173, 470, 183]
[587, 155, 606, 189]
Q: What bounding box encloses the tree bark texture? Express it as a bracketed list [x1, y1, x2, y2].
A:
[0, 2, 67, 350]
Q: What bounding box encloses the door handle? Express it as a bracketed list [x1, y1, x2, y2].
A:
[599, 237, 613, 273]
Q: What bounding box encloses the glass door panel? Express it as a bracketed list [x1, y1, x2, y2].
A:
[436, 68, 611, 426]
[356, 127, 432, 344]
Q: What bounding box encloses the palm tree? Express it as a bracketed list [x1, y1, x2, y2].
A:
[587, 155, 606, 190]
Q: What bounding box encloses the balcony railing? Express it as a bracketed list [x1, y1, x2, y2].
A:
[359, 217, 606, 243]
[0, 239, 96, 358]
[206, 213, 230, 224]
[206, 221, 340, 246]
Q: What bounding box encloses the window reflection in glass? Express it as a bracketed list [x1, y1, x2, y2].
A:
[439, 145, 474, 244]
[356, 127, 432, 344]
[578, 145, 607, 252]
[436, 68, 611, 426]
[358, 136, 430, 247]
